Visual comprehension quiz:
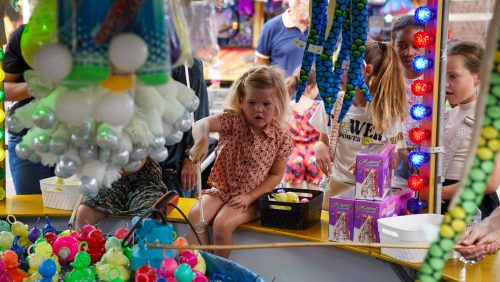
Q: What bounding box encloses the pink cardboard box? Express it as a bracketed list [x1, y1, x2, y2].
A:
[328, 196, 355, 241]
[355, 144, 396, 201]
[353, 189, 414, 243]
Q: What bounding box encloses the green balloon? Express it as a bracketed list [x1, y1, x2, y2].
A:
[20, 0, 57, 67]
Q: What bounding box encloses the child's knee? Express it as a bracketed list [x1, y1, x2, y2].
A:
[188, 205, 200, 221]
[212, 217, 234, 234]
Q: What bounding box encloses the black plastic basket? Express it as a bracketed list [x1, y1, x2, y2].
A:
[258, 188, 323, 230]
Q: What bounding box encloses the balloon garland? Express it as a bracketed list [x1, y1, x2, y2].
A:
[296, 0, 371, 120]
[8, 0, 201, 196]
[317, 0, 349, 116]
[343, 0, 371, 122]
[295, 0, 327, 102]
[418, 5, 500, 281]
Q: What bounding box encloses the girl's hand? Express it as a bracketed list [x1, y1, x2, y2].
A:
[315, 141, 332, 175]
[189, 138, 209, 164]
[227, 194, 254, 212]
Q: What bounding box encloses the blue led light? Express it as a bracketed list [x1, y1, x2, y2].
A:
[408, 151, 428, 168]
[410, 104, 430, 121]
[412, 56, 432, 73]
[414, 6, 433, 24]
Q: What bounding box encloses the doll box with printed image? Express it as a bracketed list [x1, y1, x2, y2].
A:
[353, 189, 414, 243]
[328, 196, 355, 242]
[355, 144, 395, 201]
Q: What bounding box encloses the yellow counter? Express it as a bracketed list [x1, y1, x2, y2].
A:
[2, 195, 498, 281]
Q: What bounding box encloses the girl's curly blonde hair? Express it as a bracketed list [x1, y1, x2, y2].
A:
[228, 65, 290, 126]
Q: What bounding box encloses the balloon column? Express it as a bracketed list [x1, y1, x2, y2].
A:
[8, 0, 199, 195]
[295, 0, 371, 121]
[419, 0, 500, 280]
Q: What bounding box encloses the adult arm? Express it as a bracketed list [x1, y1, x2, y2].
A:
[3, 73, 30, 101]
[172, 59, 210, 190]
[189, 115, 222, 163]
[255, 54, 270, 65]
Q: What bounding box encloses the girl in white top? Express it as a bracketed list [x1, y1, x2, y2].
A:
[441, 41, 498, 219]
[311, 41, 407, 207]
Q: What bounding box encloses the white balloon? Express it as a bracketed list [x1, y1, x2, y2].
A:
[108, 33, 148, 72]
[55, 91, 92, 125]
[95, 92, 134, 126]
[33, 43, 73, 81]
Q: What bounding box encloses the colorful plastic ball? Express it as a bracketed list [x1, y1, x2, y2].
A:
[108, 33, 148, 73]
[300, 198, 310, 203]
[78, 224, 96, 241]
[44, 232, 58, 245]
[174, 264, 195, 282]
[160, 258, 179, 278]
[193, 251, 206, 274]
[0, 220, 9, 232]
[33, 43, 73, 81]
[38, 258, 57, 279]
[135, 265, 158, 282]
[86, 229, 106, 249]
[174, 237, 189, 255]
[180, 251, 198, 268]
[104, 236, 122, 251]
[193, 271, 209, 282]
[0, 231, 15, 250]
[2, 250, 20, 268]
[114, 227, 129, 240]
[34, 242, 53, 256]
[52, 235, 79, 262]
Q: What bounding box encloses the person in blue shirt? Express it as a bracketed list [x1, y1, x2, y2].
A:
[255, 0, 310, 77]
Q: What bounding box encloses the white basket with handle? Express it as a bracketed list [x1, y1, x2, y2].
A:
[40, 176, 81, 210]
[377, 214, 444, 263]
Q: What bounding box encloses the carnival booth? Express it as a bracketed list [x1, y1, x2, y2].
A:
[0, 0, 499, 281]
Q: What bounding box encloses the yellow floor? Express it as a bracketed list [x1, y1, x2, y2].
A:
[1, 195, 498, 281]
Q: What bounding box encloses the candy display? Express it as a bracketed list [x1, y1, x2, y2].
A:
[328, 197, 355, 242]
[355, 144, 395, 201]
[354, 189, 414, 243]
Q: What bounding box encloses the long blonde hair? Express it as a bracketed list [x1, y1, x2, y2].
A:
[228, 65, 290, 126]
[364, 40, 407, 132]
[286, 67, 317, 96]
